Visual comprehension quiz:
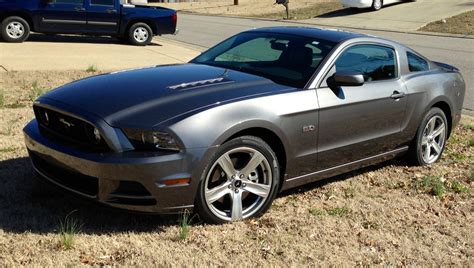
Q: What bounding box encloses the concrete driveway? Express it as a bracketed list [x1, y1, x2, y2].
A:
[0, 35, 199, 71]
[305, 0, 474, 32]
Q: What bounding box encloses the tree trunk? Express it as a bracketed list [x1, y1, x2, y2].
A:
[234, 0, 239, 5]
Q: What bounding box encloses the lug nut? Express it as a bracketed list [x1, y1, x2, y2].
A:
[235, 189, 239, 193]
[231, 175, 236, 179]
[242, 183, 246, 187]
[228, 185, 232, 189]
[239, 174, 245, 179]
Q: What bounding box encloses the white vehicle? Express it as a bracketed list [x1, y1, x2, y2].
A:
[340, 0, 416, 11]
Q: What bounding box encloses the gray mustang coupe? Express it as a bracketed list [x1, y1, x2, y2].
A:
[24, 27, 465, 223]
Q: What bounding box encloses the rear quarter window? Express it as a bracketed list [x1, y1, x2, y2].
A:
[407, 52, 429, 72]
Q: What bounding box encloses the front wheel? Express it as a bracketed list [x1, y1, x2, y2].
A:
[371, 0, 383, 10]
[1, 16, 30, 43]
[408, 107, 448, 165]
[128, 22, 153, 46]
[195, 136, 280, 224]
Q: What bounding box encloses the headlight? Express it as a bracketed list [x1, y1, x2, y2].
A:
[123, 129, 180, 151]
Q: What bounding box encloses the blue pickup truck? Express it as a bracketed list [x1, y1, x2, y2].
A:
[0, 0, 177, 45]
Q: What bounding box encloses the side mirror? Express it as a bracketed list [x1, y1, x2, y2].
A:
[331, 71, 365, 87]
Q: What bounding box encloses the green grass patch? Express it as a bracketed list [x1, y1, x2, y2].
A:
[178, 210, 192, 241]
[29, 81, 49, 102]
[0, 89, 4, 108]
[343, 187, 356, 198]
[463, 124, 474, 130]
[468, 138, 474, 147]
[420, 176, 446, 197]
[327, 207, 349, 217]
[58, 210, 82, 250]
[308, 208, 325, 216]
[451, 181, 469, 193]
[86, 64, 98, 73]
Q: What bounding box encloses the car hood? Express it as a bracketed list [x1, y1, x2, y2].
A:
[41, 64, 290, 128]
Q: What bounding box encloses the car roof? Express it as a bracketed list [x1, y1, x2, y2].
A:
[247, 26, 368, 43]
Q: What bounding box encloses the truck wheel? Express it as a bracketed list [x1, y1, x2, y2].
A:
[1, 16, 30, 43]
[128, 22, 153, 46]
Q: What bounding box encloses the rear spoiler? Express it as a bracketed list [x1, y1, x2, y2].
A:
[433, 61, 460, 72]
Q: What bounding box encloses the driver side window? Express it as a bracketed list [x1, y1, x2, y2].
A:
[332, 44, 397, 83]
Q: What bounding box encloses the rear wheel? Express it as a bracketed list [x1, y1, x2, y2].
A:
[195, 136, 280, 224]
[1, 16, 30, 43]
[372, 0, 383, 10]
[128, 22, 153, 46]
[408, 107, 448, 165]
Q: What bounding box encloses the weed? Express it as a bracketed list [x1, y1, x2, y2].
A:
[86, 65, 98, 73]
[0, 89, 4, 107]
[451, 181, 469, 193]
[0, 147, 16, 153]
[58, 210, 82, 250]
[462, 124, 474, 130]
[468, 138, 474, 147]
[343, 187, 356, 198]
[327, 207, 349, 217]
[29, 81, 48, 101]
[1, 119, 17, 136]
[178, 210, 192, 241]
[418, 176, 445, 197]
[308, 208, 325, 216]
[362, 220, 380, 230]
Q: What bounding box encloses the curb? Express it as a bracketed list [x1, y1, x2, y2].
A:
[176, 11, 474, 40]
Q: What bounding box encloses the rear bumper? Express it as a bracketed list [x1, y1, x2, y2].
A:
[24, 119, 210, 214]
[340, 0, 373, 8]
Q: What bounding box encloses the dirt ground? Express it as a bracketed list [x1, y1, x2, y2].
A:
[419, 10, 474, 36]
[0, 70, 473, 266]
[152, 0, 340, 18]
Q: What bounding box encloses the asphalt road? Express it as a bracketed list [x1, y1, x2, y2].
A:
[166, 14, 474, 115]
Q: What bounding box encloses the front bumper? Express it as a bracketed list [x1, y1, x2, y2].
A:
[24, 119, 211, 214]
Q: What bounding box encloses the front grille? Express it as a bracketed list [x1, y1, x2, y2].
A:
[30, 150, 99, 197]
[33, 106, 109, 152]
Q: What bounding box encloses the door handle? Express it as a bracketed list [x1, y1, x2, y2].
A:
[106, 9, 117, 14]
[74, 7, 86, 12]
[390, 91, 406, 100]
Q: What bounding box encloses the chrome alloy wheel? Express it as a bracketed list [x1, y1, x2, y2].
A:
[373, 0, 382, 10]
[133, 27, 149, 43]
[6, 21, 24, 39]
[420, 115, 446, 164]
[204, 147, 273, 222]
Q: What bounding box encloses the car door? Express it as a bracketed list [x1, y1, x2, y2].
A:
[85, 0, 120, 35]
[38, 0, 87, 33]
[316, 43, 407, 171]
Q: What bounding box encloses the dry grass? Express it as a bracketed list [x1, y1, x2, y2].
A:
[0, 70, 473, 266]
[419, 10, 474, 36]
[152, 0, 342, 19]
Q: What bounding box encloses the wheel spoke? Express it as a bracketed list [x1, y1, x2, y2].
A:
[432, 143, 442, 154]
[421, 136, 429, 146]
[432, 123, 445, 138]
[244, 181, 270, 198]
[217, 153, 235, 179]
[428, 118, 436, 135]
[423, 144, 431, 160]
[205, 182, 231, 204]
[240, 151, 265, 176]
[230, 190, 243, 221]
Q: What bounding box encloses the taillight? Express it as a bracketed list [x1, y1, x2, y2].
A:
[172, 12, 177, 27]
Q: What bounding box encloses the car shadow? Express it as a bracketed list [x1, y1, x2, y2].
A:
[0, 157, 176, 235]
[315, 2, 406, 18]
[15, 33, 162, 46]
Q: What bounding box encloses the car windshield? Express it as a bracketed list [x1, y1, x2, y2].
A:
[191, 32, 336, 88]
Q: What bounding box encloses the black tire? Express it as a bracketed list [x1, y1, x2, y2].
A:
[371, 0, 383, 11]
[1, 16, 30, 43]
[408, 107, 448, 166]
[195, 136, 280, 224]
[128, 22, 153, 46]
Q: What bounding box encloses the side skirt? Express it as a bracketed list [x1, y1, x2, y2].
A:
[281, 146, 409, 191]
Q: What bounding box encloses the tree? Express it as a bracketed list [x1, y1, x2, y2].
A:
[234, 0, 238, 5]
